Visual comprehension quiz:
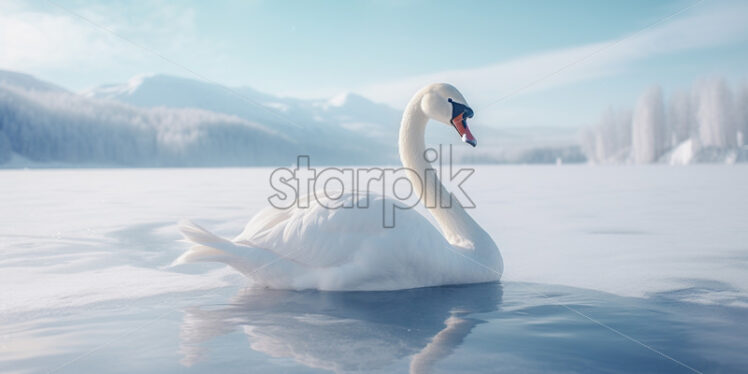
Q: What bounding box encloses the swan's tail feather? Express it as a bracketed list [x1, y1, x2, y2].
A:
[178, 219, 230, 247]
[170, 245, 229, 266]
[174, 219, 294, 281]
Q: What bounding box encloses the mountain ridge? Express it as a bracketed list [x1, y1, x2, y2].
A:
[0, 69, 390, 166]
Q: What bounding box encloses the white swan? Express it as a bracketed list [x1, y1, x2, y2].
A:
[174, 83, 503, 290]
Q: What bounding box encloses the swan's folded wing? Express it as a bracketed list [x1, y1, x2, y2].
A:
[233, 193, 444, 269]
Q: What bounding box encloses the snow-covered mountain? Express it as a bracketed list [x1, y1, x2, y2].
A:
[0, 71, 402, 167]
[0, 70, 587, 167]
[87, 74, 400, 135]
[0, 71, 324, 167]
[0, 70, 67, 93]
[85, 74, 590, 164]
[86, 74, 400, 161]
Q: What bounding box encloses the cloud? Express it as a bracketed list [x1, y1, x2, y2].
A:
[0, 0, 227, 90]
[356, 0, 748, 110]
[0, 1, 127, 69]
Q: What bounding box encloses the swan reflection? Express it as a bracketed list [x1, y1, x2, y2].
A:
[179, 282, 502, 373]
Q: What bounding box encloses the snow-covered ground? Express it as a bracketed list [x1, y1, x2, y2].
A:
[1, 165, 746, 372]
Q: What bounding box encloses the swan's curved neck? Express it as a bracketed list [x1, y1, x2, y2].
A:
[398, 92, 490, 251]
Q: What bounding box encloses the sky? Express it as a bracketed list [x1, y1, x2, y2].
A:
[1, 0, 747, 129]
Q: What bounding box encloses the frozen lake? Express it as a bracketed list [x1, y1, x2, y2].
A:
[1, 165, 747, 373]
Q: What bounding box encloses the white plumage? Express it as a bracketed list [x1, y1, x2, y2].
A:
[174, 84, 503, 290]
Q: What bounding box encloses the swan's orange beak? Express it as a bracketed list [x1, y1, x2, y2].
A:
[451, 112, 477, 147]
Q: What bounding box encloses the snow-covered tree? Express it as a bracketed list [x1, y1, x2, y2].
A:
[695, 78, 736, 148]
[736, 82, 748, 147]
[580, 107, 632, 163]
[581, 77, 746, 165]
[631, 86, 666, 164]
[667, 89, 696, 147]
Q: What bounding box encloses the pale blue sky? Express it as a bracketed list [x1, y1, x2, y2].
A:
[1, 0, 747, 128]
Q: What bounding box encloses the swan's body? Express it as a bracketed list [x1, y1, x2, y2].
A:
[175, 83, 503, 290]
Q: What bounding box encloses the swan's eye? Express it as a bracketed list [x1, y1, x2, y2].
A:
[449, 99, 474, 120]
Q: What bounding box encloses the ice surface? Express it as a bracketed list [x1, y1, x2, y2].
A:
[1, 166, 746, 372]
[1, 166, 746, 313]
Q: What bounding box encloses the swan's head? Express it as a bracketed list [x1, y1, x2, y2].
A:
[420, 83, 477, 147]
